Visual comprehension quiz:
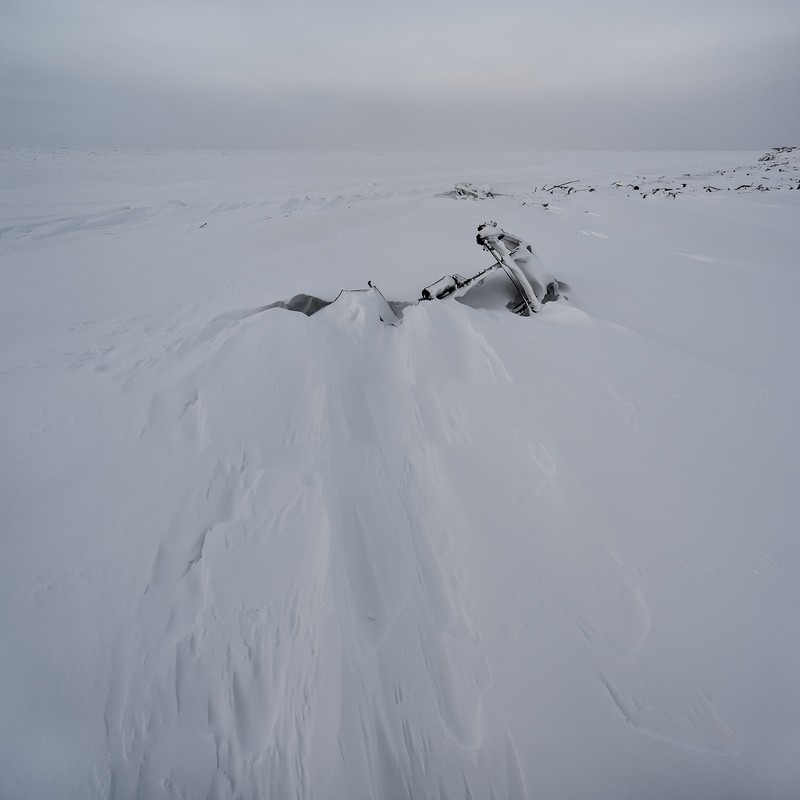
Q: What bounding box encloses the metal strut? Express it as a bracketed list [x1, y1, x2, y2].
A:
[475, 222, 541, 315]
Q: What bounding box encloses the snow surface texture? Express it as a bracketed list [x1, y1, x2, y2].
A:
[2, 148, 800, 800]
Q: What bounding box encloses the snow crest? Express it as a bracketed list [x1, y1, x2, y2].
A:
[101, 298, 518, 799]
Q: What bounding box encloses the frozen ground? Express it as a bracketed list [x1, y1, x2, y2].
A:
[1, 148, 799, 799]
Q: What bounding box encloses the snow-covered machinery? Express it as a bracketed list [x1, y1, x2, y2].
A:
[420, 222, 560, 316]
[269, 221, 561, 323]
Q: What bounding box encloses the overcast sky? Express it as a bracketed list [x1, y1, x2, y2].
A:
[1, 0, 798, 150]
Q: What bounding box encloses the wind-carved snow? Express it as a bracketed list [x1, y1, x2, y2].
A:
[101, 298, 518, 799]
[599, 674, 742, 756]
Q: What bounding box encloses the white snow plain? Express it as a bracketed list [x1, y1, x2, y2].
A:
[1, 148, 799, 800]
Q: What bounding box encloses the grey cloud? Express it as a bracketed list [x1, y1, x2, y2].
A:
[1, 0, 798, 149]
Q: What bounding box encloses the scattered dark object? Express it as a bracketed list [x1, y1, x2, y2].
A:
[263, 294, 332, 316]
[759, 146, 798, 162]
[436, 182, 496, 200]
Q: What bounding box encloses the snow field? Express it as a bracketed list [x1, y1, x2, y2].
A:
[1, 148, 799, 799]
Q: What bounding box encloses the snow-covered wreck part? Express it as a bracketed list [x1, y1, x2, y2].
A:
[420, 222, 561, 316]
[436, 182, 496, 199]
[455, 182, 494, 199]
[477, 221, 560, 313]
[263, 286, 403, 325]
[758, 145, 798, 162]
[271, 223, 563, 324]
